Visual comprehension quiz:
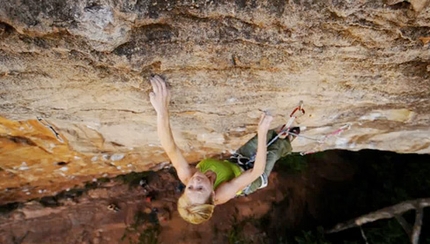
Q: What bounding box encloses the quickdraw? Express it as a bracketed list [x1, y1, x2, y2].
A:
[266, 101, 305, 147]
[286, 123, 351, 143]
[239, 101, 306, 165]
[232, 101, 351, 166]
[298, 123, 351, 155]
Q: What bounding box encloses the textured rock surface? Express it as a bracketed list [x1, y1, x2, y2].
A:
[0, 0, 430, 202]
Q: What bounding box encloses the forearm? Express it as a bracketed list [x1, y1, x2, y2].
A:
[251, 132, 268, 177]
[157, 111, 178, 154]
[215, 132, 268, 204]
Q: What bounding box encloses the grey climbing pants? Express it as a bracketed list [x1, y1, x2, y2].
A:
[232, 129, 292, 195]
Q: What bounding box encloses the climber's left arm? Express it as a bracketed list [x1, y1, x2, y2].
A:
[214, 113, 272, 205]
[150, 75, 193, 184]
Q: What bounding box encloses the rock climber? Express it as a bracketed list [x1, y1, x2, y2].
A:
[149, 75, 299, 224]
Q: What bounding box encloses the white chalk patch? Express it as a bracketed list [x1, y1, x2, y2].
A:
[335, 138, 349, 146]
[227, 97, 238, 103]
[197, 133, 225, 144]
[91, 156, 98, 162]
[102, 154, 109, 161]
[116, 166, 122, 170]
[127, 164, 132, 168]
[359, 112, 382, 121]
[382, 109, 415, 122]
[110, 154, 125, 161]
[313, 126, 332, 133]
[74, 156, 81, 160]
[233, 127, 246, 132]
[18, 162, 29, 171]
[19, 162, 29, 170]
[59, 166, 68, 172]
[86, 124, 99, 130]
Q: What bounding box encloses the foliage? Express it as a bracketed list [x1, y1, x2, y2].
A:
[277, 152, 308, 173]
[294, 227, 331, 244]
[254, 150, 430, 243]
[363, 219, 409, 244]
[228, 216, 245, 244]
[121, 210, 161, 244]
[138, 225, 160, 244]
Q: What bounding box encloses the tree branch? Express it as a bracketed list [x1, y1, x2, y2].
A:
[394, 214, 412, 237]
[326, 198, 430, 234]
[411, 205, 423, 244]
[359, 226, 369, 244]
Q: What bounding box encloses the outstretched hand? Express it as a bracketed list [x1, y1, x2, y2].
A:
[149, 75, 171, 115]
[257, 112, 273, 134]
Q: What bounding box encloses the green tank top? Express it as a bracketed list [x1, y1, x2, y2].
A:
[196, 158, 242, 190]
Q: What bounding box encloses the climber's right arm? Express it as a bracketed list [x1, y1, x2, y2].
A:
[150, 75, 193, 184]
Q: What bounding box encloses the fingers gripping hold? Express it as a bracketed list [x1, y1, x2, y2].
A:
[258, 112, 273, 134]
[150, 76, 161, 94]
[150, 75, 169, 95]
[149, 75, 171, 114]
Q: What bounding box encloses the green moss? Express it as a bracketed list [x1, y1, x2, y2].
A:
[294, 227, 332, 244]
[138, 225, 160, 244]
[122, 210, 160, 244]
[277, 152, 308, 173]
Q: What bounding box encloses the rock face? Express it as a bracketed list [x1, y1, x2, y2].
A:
[0, 0, 429, 202]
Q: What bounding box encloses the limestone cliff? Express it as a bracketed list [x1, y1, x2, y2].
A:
[0, 0, 429, 203]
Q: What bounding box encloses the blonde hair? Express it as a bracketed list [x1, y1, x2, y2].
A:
[177, 194, 215, 224]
